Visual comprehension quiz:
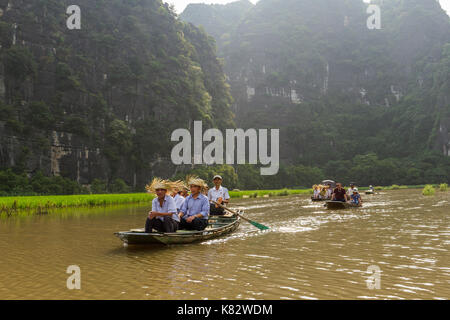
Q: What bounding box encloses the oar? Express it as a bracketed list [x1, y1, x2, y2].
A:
[210, 200, 269, 231]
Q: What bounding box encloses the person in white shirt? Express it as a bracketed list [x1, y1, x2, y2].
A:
[325, 185, 333, 199]
[144, 178, 179, 233]
[207, 175, 230, 216]
[171, 185, 186, 214]
[347, 182, 357, 196]
[312, 185, 320, 199]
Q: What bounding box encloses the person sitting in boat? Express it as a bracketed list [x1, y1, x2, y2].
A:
[171, 181, 186, 213]
[347, 182, 357, 196]
[312, 185, 320, 199]
[144, 178, 180, 233]
[332, 183, 349, 202]
[319, 185, 328, 199]
[325, 184, 333, 199]
[180, 184, 189, 198]
[350, 188, 362, 206]
[208, 175, 230, 216]
[202, 184, 209, 196]
[369, 185, 374, 192]
[179, 176, 210, 231]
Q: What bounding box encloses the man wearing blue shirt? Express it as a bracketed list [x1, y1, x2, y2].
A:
[144, 178, 180, 233]
[179, 177, 209, 231]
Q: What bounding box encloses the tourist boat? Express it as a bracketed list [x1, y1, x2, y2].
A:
[365, 190, 375, 195]
[325, 201, 361, 210]
[114, 213, 241, 245]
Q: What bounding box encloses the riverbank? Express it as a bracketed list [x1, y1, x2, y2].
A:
[0, 189, 312, 216]
[0, 184, 444, 216]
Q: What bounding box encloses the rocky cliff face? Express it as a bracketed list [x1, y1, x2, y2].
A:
[180, 0, 254, 53]
[0, 0, 234, 187]
[182, 0, 450, 162]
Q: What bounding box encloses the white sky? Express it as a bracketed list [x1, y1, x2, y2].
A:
[168, 0, 450, 16]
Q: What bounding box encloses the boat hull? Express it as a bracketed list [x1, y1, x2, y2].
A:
[115, 216, 240, 245]
[326, 201, 361, 210]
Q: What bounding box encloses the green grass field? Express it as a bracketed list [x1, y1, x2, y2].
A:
[0, 193, 154, 216]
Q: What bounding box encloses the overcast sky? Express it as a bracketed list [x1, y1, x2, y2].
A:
[168, 0, 450, 16]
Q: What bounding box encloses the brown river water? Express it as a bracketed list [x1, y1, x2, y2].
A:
[0, 189, 448, 300]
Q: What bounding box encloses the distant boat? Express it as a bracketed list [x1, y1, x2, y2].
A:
[365, 190, 375, 195]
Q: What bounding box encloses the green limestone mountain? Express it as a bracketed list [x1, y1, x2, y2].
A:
[180, 0, 254, 52]
[181, 0, 450, 179]
[0, 0, 234, 188]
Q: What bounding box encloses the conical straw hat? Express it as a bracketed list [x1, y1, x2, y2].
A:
[145, 178, 173, 194]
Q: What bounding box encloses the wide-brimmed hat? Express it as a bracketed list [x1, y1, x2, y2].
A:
[213, 175, 223, 180]
[187, 175, 206, 188]
[170, 180, 187, 193]
[145, 178, 173, 194]
[353, 188, 359, 193]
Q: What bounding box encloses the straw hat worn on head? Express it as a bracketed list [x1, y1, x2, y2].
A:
[187, 175, 206, 188]
[170, 180, 186, 192]
[145, 178, 172, 194]
[213, 175, 222, 180]
[353, 188, 358, 193]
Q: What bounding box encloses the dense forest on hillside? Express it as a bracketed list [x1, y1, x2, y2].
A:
[0, 0, 450, 195]
[180, 0, 254, 52]
[179, 0, 450, 189]
[0, 0, 234, 194]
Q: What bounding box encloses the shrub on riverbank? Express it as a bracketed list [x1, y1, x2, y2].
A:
[422, 185, 436, 196]
[439, 183, 448, 192]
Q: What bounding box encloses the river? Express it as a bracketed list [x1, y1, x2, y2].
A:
[0, 189, 448, 300]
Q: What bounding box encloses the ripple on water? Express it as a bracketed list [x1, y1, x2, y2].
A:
[1, 190, 449, 299]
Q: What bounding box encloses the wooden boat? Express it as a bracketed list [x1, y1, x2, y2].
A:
[325, 201, 361, 210]
[115, 214, 240, 245]
[365, 190, 375, 195]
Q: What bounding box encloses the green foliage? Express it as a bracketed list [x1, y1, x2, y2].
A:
[422, 184, 436, 196]
[0, 21, 13, 47]
[440, 183, 448, 192]
[0, 169, 82, 196]
[3, 47, 37, 80]
[26, 101, 55, 129]
[109, 178, 131, 194]
[91, 179, 108, 194]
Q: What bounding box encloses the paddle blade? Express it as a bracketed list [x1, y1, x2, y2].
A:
[249, 220, 270, 230]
